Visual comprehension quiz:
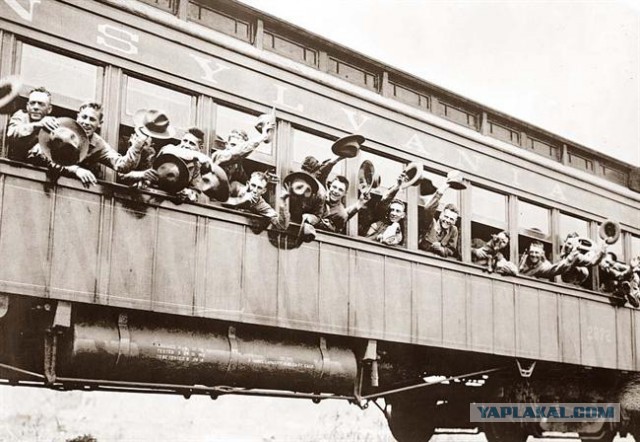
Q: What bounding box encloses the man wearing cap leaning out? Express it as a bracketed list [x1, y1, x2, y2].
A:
[212, 121, 275, 188]
[362, 171, 409, 246]
[31, 102, 149, 187]
[223, 171, 290, 230]
[557, 232, 608, 286]
[418, 179, 461, 258]
[518, 241, 576, 280]
[600, 252, 640, 307]
[301, 175, 370, 234]
[6, 86, 58, 161]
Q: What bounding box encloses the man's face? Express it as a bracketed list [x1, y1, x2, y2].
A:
[26, 91, 51, 122]
[327, 180, 347, 203]
[528, 245, 545, 264]
[439, 209, 458, 230]
[77, 107, 101, 137]
[388, 202, 405, 223]
[227, 134, 244, 149]
[247, 176, 267, 196]
[180, 133, 200, 151]
[494, 232, 509, 250]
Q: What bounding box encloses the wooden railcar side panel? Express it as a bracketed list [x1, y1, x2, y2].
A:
[278, 242, 320, 330]
[442, 270, 467, 349]
[107, 201, 156, 309]
[0, 177, 51, 296]
[515, 287, 541, 359]
[242, 232, 279, 325]
[616, 308, 634, 371]
[201, 219, 244, 321]
[50, 187, 101, 302]
[152, 210, 198, 316]
[559, 296, 582, 364]
[468, 276, 493, 353]
[580, 300, 617, 369]
[538, 291, 560, 361]
[634, 310, 640, 371]
[383, 257, 412, 342]
[411, 264, 442, 346]
[492, 280, 516, 356]
[318, 244, 350, 335]
[349, 251, 384, 339]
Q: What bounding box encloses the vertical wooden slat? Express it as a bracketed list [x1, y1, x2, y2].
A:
[559, 296, 581, 364]
[107, 200, 155, 309]
[278, 242, 320, 330]
[442, 269, 467, 349]
[492, 280, 516, 355]
[318, 244, 350, 335]
[152, 210, 198, 315]
[350, 251, 384, 338]
[617, 307, 633, 370]
[468, 275, 493, 353]
[580, 299, 617, 369]
[0, 177, 51, 296]
[515, 286, 540, 358]
[412, 264, 442, 345]
[202, 219, 243, 321]
[242, 231, 278, 324]
[50, 187, 101, 301]
[538, 291, 559, 361]
[384, 257, 412, 341]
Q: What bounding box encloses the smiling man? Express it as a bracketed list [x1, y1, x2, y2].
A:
[6, 87, 58, 161]
[418, 181, 460, 258]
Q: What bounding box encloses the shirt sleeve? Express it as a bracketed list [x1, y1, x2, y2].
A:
[92, 134, 143, 173]
[7, 110, 34, 138]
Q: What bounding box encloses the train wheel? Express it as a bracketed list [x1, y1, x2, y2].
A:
[386, 396, 435, 442]
[483, 422, 528, 442]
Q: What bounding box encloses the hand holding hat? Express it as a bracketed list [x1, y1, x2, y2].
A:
[38, 117, 90, 166]
[133, 109, 176, 140]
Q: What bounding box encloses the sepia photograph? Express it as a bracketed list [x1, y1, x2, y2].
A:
[0, 0, 638, 440]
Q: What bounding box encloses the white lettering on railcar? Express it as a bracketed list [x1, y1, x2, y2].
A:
[189, 53, 230, 84]
[273, 84, 304, 112]
[97, 24, 139, 55]
[341, 108, 370, 132]
[3, 0, 40, 22]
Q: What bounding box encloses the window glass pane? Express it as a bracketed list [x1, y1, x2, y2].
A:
[215, 105, 270, 155]
[291, 129, 344, 177]
[125, 77, 192, 129]
[20, 44, 98, 102]
[632, 236, 640, 258]
[518, 201, 549, 235]
[559, 213, 589, 239]
[471, 187, 506, 224]
[359, 151, 405, 194]
[422, 170, 457, 209]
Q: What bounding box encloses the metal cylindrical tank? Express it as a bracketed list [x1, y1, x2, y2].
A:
[57, 312, 357, 395]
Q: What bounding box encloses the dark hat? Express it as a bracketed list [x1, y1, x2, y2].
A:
[0, 76, 22, 114]
[599, 219, 621, 245]
[133, 109, 176, 140]
[38, 117, 90, 166]
[283, 171, 319, 197]
[357, 160, 381, 194]
[153, 145, 191, 193]
[418, 178, 437, 196]
[201, 164, 230, 202]
[331, 134, 364, 158]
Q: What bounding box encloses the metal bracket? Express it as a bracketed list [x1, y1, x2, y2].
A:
[226, 326, 239, 375]
[43, 332, 57, 385]
[516, 359, 536, 378]
[116, 313, 130, 366]
[52, 301, 72, 329]
[363, 340, 379, 387]
[0, 294, 9, 319]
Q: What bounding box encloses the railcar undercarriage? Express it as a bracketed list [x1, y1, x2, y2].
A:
[1, 294, 640, 442]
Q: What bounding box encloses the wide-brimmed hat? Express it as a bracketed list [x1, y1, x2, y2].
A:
[297, 223, 317, 243]
[331, 134, 364, 158]
[153, 145, 191, 193]
[38, 117, 90, 166]
[357, 160, 380, 194]
[201, 164, 230, 202]
[283, 171, 319, 197]
[133, 109, 176, 140]
[599, 219, 621, 245]
[446, 170, 467, 190]
[0, 76, 22, 114]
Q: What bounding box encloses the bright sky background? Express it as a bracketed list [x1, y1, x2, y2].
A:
[239, 0, 640, 166]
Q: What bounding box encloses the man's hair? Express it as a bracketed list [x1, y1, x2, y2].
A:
[565, 232, 579, 240]
[529, 241, 546, 253]
[389, 198, 406, 212]
[78, 101, 104, 123]
[186, 127, 205, 144]
[498, 231, 510, 240]
[443, 203, 460, 216]
[330, 175, 349, 191]
[228, 129, 248, 142]
[301, 155, 320, 173]
[249, 171, 268, 185]
[28, 87, 51, 99]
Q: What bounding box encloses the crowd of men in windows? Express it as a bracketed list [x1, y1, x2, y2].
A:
[2, 82, 639, 308]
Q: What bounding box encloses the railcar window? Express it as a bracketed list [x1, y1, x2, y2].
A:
[633, 236, 640, 258]
[558, 213, 589, 246]
[215, 105, 271, 158]
[188, 1, 252, 43]
[138, 0, 178, 14]
[291, 129, 344, 183]
[18, 44, 100, 118]
[471, 187, 509, 264]
[518, 201, 552, 275]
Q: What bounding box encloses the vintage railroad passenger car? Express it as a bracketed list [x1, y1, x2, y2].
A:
[0, 1, 639, 441]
